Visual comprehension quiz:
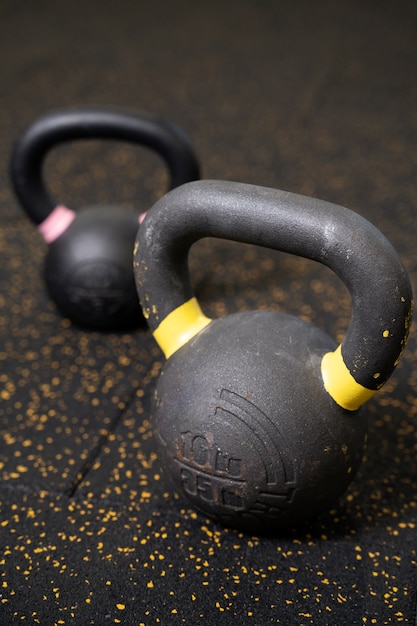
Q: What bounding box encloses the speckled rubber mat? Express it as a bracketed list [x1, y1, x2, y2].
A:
[1, 1, 417, 624]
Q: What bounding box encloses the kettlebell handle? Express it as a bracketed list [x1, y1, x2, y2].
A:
[134, 179, 412, 411]
[10, 107, 200, 225]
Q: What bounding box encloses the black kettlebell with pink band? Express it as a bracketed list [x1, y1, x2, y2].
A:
[134, 180, 412, 533]
[11, 107, 200, 329]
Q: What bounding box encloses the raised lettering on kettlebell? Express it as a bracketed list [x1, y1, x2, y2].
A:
[11, 107, 200, 329]
[134, 179, 412, 533]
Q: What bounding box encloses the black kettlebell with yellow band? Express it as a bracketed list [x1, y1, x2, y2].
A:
[134, 180, 412, 533]
[11, 107, 200, 329]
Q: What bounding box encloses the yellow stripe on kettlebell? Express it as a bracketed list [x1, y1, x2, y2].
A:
[153, 297, 212, 359]
[321, 345, 376, 411]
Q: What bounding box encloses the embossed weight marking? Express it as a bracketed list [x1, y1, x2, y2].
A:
[172, 388, 298, 518]
[134, 180, 412, 533]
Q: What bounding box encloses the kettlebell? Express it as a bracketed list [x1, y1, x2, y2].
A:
[11, 107, 200, 329]
[134, 180, 413, 533]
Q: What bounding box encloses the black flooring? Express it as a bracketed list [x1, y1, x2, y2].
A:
[1, 1, 417, 623]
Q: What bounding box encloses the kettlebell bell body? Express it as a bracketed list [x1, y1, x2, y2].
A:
[11, 107, 200, 329]
[154, 312, 368, 531]
[134, 180, 412, 533]
[45, 206, 140, 327]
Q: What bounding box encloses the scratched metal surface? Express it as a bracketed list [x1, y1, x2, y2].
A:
[1, 1, 417, 624]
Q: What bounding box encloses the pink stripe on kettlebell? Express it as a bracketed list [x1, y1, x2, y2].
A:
[139, 211, 147, 224]
[37, 205, 76, 243]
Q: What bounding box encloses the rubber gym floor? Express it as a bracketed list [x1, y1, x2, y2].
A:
[1, 1, 417, 624]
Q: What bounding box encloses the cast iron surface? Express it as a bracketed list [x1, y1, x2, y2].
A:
[153, 312, 368, 533]
[10, 107, 200, 329]
[137, 179, 412, 391]
[135, 179, 411, 531]
[1, 1, 417, 624]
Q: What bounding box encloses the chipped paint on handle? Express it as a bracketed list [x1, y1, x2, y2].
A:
[153, 297, 212, 358]
[321, 345, 376, 411]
